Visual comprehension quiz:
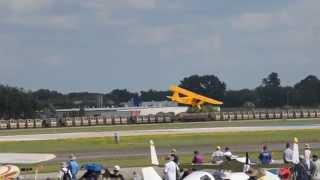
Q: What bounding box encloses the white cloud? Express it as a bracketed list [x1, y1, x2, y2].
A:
[230, 0, 320, 52]
[0, 0, 77, 29]
[3, 15, 78, 29]
[81, 0, 157, 10]
[126, 0, 157, 9]
[0, 0, 53, 15]
[231, 12, 275, 31]
[41, 56, 63, 66]
[129, 26, 175, 45]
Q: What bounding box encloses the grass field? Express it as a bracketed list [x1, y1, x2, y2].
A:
[1, 129, 319, 153]
[20, 149, 320, 174]
[2, 126, 320, 174]
[0, 118, 320, 136]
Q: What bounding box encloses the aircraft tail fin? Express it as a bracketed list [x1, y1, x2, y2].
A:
[150, 140, 159, 166]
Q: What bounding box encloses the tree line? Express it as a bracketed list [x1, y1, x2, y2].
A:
[1, 72, 320, 118]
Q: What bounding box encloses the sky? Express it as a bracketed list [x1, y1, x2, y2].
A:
[0, 0, 319, 93]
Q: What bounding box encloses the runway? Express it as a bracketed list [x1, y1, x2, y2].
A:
[0, 124, 320, 142]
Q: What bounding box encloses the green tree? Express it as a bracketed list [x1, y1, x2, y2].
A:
[224, 89, 256, 107]
[108, 89, 137, 106]
[292, 75, 320, 106]
[179, 74, 226, 100]
[140, 90, 170, 101]
[255, 72, 286, 107]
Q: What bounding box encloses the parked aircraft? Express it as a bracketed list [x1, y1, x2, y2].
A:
[0, 153, 56, 179]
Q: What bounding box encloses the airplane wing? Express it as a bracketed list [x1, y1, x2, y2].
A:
[224, 172, 249, 180]
[0, 153, 56, 164]
[142, 167, 162, 180]
[184, 171, 215, 180]
[168, 85, 223, 109]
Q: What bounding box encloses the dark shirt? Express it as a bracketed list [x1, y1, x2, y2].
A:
[259, 151, 272, 165]
[103, 169, 125, 180]
[109, 174, 125, 180]
[294, 162, 310, 180]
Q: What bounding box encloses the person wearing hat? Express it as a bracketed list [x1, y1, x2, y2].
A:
[312, 154, 320, 180]
[211, 146, 224, 164]
[245, 168, 259, 180]
[58, 162, 72, 180]
[305, 144, 312, 169]
[68, 154, 79, 180]
[246, 168, 267, 180]
[103, 165, 124, 180]
[294, 155, 311, 180]
[170, 149, 179, 165]
[164, 155, 179, 180]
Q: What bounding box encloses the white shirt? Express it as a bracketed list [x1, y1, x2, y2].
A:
[164, 161, 178, 180]
[283, 148, 293, 162]
[305, 149, 312, 169]
[212, 150, 224, 162]
[224, 151, 232, 157]
[313, 159, 320, 180]
[58, 167, 72, 179]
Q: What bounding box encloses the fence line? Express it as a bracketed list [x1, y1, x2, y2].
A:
[0, 109, 320, 130]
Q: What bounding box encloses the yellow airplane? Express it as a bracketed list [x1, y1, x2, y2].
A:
[167, 85, 223, 109]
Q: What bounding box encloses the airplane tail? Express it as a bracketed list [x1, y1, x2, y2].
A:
[142, 140, 161, 180]
[150, 140, 159, 166]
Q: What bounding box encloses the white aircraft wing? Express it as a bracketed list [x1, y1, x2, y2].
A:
[184, 171, 215, 180]
[0, 165, 20, 179]
[224, 172, 249, 180]
[0, 153, 56, 164]
[236, 157, 256, 164]
[142, 167, 162, 180]
[224, 171, 280, 180]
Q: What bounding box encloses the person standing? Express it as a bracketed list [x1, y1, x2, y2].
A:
[58, 162, 72, 180]
[211, 146, 224, 164]
[223, 147, 233, 161]
[259, 145, 272, 165]
[170, 149, 179, 165]
[312, 154, 320, 180]
[305, 144, 312, 169]
[68, 154, 79, 180]
[164, 156, 179, 180]
[294, 155, 310, 180]
[192, 150, 204, 165]
[132, 171, 141, 180]
[283, 142, 293, 164]
[102, 165, 124, 180]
